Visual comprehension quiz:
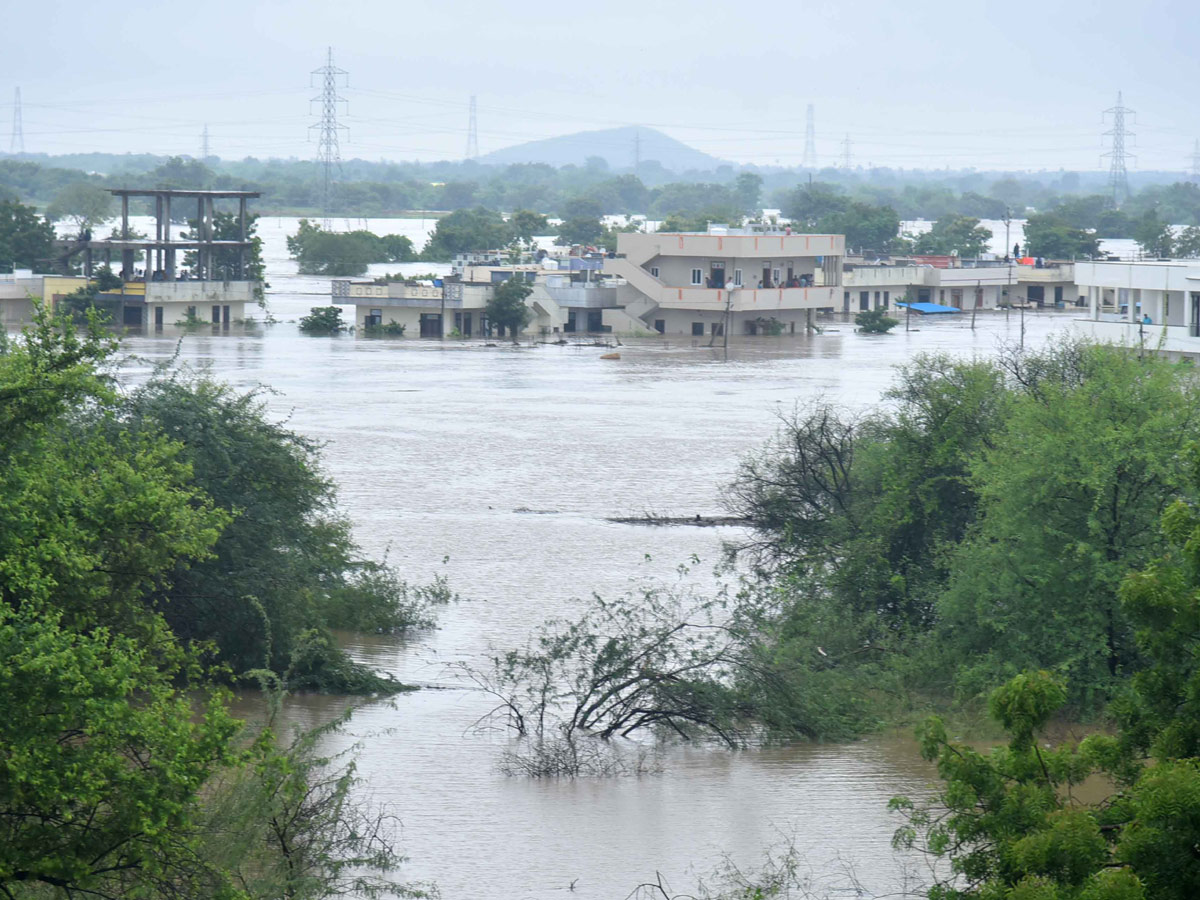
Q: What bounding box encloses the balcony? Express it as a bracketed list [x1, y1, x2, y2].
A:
[656, 285, 840, 312]
[543, 283, 619, 309]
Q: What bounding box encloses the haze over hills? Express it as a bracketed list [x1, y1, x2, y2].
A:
[477, 126, 727, 172]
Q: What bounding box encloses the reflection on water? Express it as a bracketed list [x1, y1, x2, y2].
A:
[110, 254, 1084, 899]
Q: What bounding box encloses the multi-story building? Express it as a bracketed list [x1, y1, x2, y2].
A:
[602, 226, 845, 336]
[1075, 260, 1200, 354]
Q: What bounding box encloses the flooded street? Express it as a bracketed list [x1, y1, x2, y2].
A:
[110, 220, 1083, 899]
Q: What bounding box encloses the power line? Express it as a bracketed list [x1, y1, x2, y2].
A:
[1102, 91, 1135, 207]
[840, 133, 851, 169]
[802, 104, 816, 168]
[10, 87, 23, 154]
[465, 95, 478, 159]
[310, 47, 348, 229]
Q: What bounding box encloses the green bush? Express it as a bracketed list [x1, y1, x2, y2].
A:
[361, 319, 406, 336]
[854, 307, 899, 333]
[298, 306, 345, 334]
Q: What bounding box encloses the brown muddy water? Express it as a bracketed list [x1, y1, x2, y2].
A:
[107, 234, 1086, 899]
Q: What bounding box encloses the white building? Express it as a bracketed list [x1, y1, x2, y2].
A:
[842, 262, 1078, 312]
[1075, 260, 1200, 354]
[602, 226, 845, 336]
[333, 258, 625, 338]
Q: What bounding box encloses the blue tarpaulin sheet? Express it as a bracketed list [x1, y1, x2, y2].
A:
[896, 302, 962, 314]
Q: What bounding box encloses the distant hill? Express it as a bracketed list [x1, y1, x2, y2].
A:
[477, 126, 725, 172]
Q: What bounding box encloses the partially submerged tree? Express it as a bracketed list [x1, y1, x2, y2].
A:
[485, 276, 532, 339]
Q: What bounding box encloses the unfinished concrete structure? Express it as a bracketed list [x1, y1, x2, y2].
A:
[45, 188, 264, 328]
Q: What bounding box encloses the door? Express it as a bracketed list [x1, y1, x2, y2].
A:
[154, 306, 163, 328]
[709, 261, 725, 288]
[859, 291, 869, 311]
[1191, 293, 1200, 337]
[463, 313, 472, 337]
[419, 313, 442, 337]
[762, 264, 772, 288]
[211, 305, 220, 324]
[222, 305, 230, 325]
[1028, 285, 1045, 308]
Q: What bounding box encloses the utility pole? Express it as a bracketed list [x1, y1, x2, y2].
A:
[802, 104, 817, 168]
[840, 133, 852, 169]
[310, 47, 349, 230]
[1102, 91, 1135, 208]
[9, 87, 23, 154]
[465, 95, 478, 160]
[200, 124, 210, 161]
[1189, 139, 1200, 183]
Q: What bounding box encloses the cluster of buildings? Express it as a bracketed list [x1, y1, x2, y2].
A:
[332, 224, 1091, 341]
[6, 195, 1200, 357]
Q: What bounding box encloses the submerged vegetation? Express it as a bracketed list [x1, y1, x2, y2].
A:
[0, 305, 440, 898]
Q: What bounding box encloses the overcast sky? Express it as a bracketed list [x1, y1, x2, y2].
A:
[3, 0, 1199, 173]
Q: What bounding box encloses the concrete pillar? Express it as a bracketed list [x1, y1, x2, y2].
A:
[165, 194, 174, 281]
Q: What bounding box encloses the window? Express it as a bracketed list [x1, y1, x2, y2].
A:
[711, 322, 724, 336]
[691, 322, 705, 336]
[654, 319, 665, 334]
[883, 291, 890, 307]
[734, 268, 743, 287]
[874, 291, 881, 308]
[650, 266, 659, 278]
[691, 268, 703, 286]
[772, 268, 782, 286]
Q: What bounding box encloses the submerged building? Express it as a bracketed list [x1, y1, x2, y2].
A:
[1075, 260, 1200, 354]
[2, 188, 262, 328]
[601, 226, 845, 336]
[333, 255, 625, 338]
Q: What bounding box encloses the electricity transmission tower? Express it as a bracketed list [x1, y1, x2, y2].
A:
[310, 47, 348, 229]
[10, 87, 24, 154]
[840, 133, 852, 169]
[802, 104, 817, 168]
[200, 124, 210, 161]
[1102, 91, 1135, 207]
[1189, 139, 1200, 183]
[465, 95, 478, 159]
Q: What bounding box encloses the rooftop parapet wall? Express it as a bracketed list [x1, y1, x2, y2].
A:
[616, 232, 844, 263]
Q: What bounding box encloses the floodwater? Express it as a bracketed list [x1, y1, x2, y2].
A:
[107, 218, 1086, 899]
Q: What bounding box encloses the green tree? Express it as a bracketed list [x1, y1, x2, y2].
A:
[734, 172, 763, 213]
[818, 201, 901, 251]
[120, 373, 429, 687]
[509, 208, 549, 242]
[420, 207, 513, 260]
[486, 276, 532, 339]
[287, 220, 376, 277]
[936, 342, 1200, 705]
[781, 182, 847, 227]
[1023, 211, 1100, 259]
[0, 603, 241, 900]
[1132, 209, 1175, 258]
[182, 211, 267, 284]
[46, 182, 114, 233]
[0, 199, 55, 272]
[914, 215, 993, 257]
